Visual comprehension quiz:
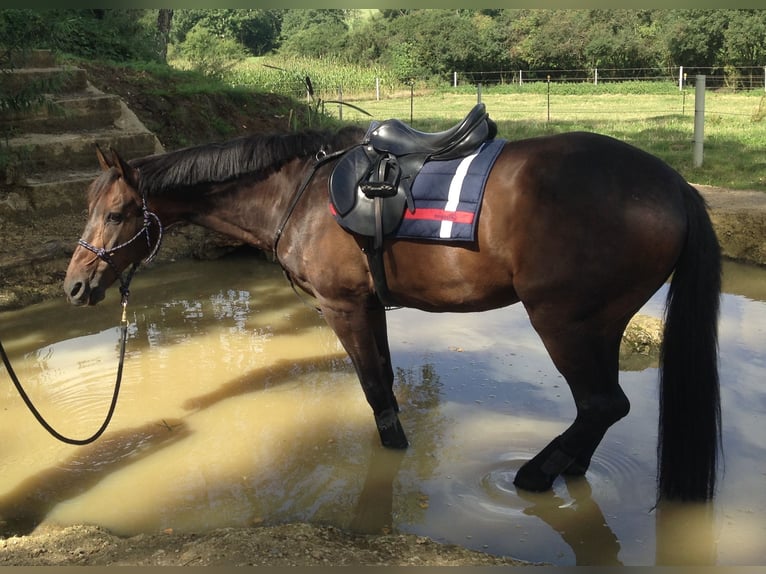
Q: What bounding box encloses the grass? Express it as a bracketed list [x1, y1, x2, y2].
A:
[174, 56, 766, 191]
[324, 89, 766, 192]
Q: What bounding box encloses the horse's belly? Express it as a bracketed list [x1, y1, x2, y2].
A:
[385, 242, 520, 312]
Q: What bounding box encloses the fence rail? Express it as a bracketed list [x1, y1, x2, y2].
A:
[297, 65, 766, 107]
[450, 66, 766, 91]
[320, 76, 764, 130]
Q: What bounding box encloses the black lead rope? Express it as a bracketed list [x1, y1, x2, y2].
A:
[0, 205, 160, 446]
[1, 194, 162, 445]
[0, 297, 129, 446]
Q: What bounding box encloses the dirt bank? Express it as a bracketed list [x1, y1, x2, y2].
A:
[0, 522, 533, 566]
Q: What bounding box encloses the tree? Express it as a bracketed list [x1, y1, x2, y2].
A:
[177, 22, 247, 78]
[722, 10, 766, 88]
[508, 10, 591, 72]
[582, 10, 661, 74]
[723, 10, 766, 67]
[380, 10, 510, 79]
[0, 9, 49, 65]
[171, 9, 281, 56]
[342, 12, 389, 65]
[0, 9, 162, 62]
[657, 10, 729, 68]
[157, 9, 173, 63]
[278, 9, 349, 58]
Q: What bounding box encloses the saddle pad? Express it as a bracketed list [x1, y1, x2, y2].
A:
[395, 138, 506, 242]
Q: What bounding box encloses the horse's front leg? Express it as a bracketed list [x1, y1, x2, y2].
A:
[320, 297, 408, 449]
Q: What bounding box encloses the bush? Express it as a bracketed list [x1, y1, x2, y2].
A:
[174, 22, 247, 80]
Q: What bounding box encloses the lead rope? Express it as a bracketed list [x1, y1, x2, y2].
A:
[0, 296, 129, 446]
[0, 203, 161, 446]
[0, 191, 164, 445]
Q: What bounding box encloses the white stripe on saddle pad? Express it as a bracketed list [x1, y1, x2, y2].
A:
[440, 150, 482, 238]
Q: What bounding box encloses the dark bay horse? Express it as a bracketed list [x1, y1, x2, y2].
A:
[63, 124, 721, 502]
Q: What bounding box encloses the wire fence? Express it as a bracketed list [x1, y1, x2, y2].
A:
[451, 65, 766, 90]
[319, 75, 765, 129]
[237, 61, 766, 130]
[308, 64, 760, 101]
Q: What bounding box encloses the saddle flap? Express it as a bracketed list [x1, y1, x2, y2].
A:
[328, 145, 373, 216]
[329, 145, 407, 238]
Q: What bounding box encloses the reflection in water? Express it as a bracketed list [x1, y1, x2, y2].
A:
[349, 448, 405, 534]
[517, 477, 622, 566]
[0, 419, 189, 537]
[0, 255, 764, 566]
[655, 501, 716, 565]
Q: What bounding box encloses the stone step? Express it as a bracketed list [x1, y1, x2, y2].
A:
[1, 66, 88, 96]
[0, 92, 123, 134]
[4, 129, 160, 177]
[7, 49, 57, 68]
[1, 169, 98, 217]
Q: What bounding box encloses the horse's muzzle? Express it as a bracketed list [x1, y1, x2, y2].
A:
[64, 278, 105, 306]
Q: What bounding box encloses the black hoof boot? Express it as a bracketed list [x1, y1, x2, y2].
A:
[375, 408, 408, 449]
[562, 458, 590, 476]
[514, 436, 576, 492]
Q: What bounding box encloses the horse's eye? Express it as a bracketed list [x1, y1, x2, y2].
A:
[106, 212, 125, 224]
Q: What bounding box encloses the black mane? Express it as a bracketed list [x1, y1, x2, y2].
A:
[130, 126, 365, 196]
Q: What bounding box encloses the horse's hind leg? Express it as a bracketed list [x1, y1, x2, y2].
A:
[320, 297, 407, 449]
[514, 318, 630, 492]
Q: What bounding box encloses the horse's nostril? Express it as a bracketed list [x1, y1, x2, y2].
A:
[69, 282, 83, 298]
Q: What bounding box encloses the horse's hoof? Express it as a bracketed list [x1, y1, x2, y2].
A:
[514, 436, 576, 492]
[375, 409, 408, 449]
[513, 464, 557, 492]
[562, 460, 589, 476]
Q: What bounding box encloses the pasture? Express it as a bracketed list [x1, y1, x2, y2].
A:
[330, 90, 766, 192]
[226, 56, 766, 192]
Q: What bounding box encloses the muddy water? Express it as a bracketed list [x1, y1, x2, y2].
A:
[0, 255, 764, 566]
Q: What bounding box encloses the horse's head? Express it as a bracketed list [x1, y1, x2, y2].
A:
[64, 146, 162, 306]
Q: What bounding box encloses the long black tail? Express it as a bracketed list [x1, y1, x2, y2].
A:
[657, 182, 722, 501]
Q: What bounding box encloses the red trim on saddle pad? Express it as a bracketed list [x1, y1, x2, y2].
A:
[403, 208, 475, 224]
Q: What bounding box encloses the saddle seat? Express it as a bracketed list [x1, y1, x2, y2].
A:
[365, 102, 492, 160]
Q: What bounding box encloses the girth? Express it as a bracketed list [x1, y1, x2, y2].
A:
[328, 103, 497, 307]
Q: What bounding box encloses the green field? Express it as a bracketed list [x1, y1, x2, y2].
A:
[225, 57, 766, 191]
[323, 90, 766, 192]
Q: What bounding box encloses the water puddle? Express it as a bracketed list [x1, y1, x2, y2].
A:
[0, 255, 763, 565]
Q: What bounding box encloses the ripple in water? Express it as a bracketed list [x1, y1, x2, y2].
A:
[470, 441, 652, 519]
[20, 327, 126, 436]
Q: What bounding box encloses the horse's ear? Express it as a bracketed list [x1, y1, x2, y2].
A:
[109, 147, 139, 188]
[95, 143, 112, 171]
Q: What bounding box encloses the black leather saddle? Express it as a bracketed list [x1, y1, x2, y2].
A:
[329, 103, 496, 245]
[365, 101, 493, 160]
